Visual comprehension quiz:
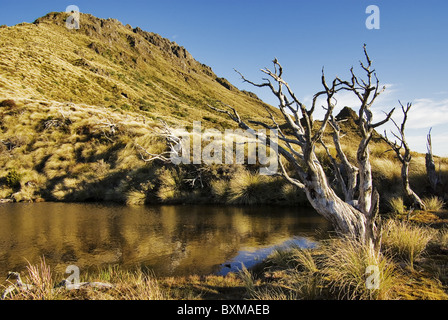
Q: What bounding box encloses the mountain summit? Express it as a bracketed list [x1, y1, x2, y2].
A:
[0, 11, 270, 126]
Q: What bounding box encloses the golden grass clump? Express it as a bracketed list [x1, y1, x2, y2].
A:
[381, 220, 434, 268]
[438, 228, 448, 250]
[243, 239, 404, 300]
[281, 183, 307, 205]
[210, 179, 230, 200]
[2, 258, 57, 300]
[388, 197, 405, 215]
[156, 167, 185, 202]
[371, 158, 401, 180]
[103, 268, 169, 300]
[322, 238, 399, 300]
[125, 190, 147, 206]
[24, 258, 56, 300]
[227, 169, 268, 205]
[270, 247, 321, 300]
[1, 261, 170, 300]
[422, 196, 445, 212]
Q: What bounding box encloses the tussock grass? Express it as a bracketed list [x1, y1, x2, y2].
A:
[0, 98, 168, 203]
[238, 265, 256, 296]
[2, 258, 58, 300]
[2, 261, 170, 300]
[371, 158, 401, 180]
[156, 167, 185, 202]
[24, 258, 55, 300]
[125, 190, 147, 206]
[388, 197, 405, 215]
[210, 179, 230, 200]
[281, 183, 308, 205]
[438, 228, 448, 249]
[422, 196, 445, 212]
[242, 238, 403, 300]
[322, 238, 399, 300]
[105, 268, 169, 300]
[227, 169, 268, 205]
[381, 220, 434, 268]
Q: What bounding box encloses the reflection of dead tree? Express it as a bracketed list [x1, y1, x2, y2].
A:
[210, 45, 393, 249]
[382, 102, 426, 210]
[426, 128, 441, 195]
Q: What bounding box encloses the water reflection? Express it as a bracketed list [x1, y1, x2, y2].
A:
[217, 237, 317, 276]
[0, 203, 330, 283]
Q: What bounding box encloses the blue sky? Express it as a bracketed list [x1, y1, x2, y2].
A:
[1, 0, 448, 155]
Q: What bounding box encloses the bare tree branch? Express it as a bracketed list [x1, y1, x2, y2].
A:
[381, 102, 426, 210]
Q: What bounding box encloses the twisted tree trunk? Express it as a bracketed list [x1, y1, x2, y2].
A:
[303, 154, 369, 241]
[426, 129, 440, 195]
[402, 161, 425, 209]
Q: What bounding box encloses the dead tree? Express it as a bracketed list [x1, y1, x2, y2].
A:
[426, 128, 440, 194]
[210, 45, 393, 248]
[135, 120, 184, 163]
[325, 115, 359, 204]
[382, 102, 426, 210]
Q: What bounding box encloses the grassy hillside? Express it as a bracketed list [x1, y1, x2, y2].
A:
[0, 12, 447, 210]
[0, 12, 272, 127]
[0, 97, 305, 205]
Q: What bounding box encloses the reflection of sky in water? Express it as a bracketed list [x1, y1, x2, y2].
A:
[0, 203, 330, 282]
[217, 237, 316, 276]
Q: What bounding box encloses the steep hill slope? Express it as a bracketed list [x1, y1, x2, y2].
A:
[0, 12, 271, 128]
[0, 12, 291, 205]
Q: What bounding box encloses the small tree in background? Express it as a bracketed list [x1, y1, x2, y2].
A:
[382, 101, 426, 211]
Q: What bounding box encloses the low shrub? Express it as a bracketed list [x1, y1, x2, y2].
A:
[6, 168, 23, 189]
[0, 99, 17, 109]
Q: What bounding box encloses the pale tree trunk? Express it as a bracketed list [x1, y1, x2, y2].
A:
[383, 102, 426, 210]
[426, 129, 440, 194]
[402, 161, 426, 209]
[357, 141, 373, 214]
[326, 116, 359, 203]
[304, 155, 368, 241]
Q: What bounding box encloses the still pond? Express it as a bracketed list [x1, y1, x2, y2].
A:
[0, 202, 331, 284]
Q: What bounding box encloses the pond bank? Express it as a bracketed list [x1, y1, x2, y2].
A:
[3, 210, 448, 300]
[0, 202, 330, 287]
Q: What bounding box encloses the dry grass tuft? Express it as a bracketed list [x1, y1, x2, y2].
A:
[322, 238, 399, 300]
[422, 196, 445, 212]
[388, 197, 406, 215]
[227, 169, 270, 205]
[381, 220, 434, 268]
